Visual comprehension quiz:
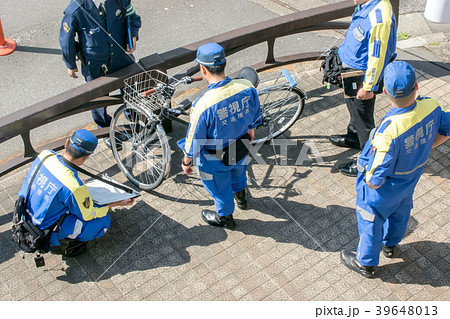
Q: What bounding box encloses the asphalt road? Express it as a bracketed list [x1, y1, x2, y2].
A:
[0, 0, 429, 159]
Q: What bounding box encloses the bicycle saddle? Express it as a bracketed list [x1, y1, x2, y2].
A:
[238, 67, 259, 88]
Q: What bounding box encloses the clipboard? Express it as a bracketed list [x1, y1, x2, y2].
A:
[342, 70, 365, 98]
[86, 179, 140, 206]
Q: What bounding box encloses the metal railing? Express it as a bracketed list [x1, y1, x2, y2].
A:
[0, 0, 399, 177]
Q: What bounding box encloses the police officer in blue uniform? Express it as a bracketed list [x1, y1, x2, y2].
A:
[59, 0, 141, 129]
[18, 129, 134, 256]
[177, 43, 262, 230]
[329, 0, 397, 176]
[341, 62, 450, 277]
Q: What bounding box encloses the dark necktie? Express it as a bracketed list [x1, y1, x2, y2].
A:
[99, 3, 107, 23]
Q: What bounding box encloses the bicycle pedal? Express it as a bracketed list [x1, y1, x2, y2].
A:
[168, 109, 182, 115]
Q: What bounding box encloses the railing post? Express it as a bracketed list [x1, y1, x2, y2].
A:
[266, 39, 276, 64]
[391, 0, 400, 24]
[20, 132, 37, 157]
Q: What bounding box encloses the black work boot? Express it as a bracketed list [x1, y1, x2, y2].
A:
[233, 188, 248, 210]
[51, 238, 88, 257]
[201, 210, 236, 230]
[340, 250, 375, 278]
[381, 245, 396, 258]
[329, 134, 360, 149]
[339, 161, 358, 177]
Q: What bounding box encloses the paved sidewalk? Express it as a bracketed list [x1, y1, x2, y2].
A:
[0, 57, 448, 301]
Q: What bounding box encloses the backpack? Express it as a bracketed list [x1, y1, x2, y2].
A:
[320, 46, 349, 88]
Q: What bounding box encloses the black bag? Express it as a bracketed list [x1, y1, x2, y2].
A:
[222, 133, 251, 166]
[11, 154, 54, 253]
[12, 197, 38, 253]
[320, 46, 349, 88]
[12, 203, 50, 253]
[205, 133, 251, 166]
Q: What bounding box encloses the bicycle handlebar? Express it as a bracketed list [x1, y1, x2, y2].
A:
[142, 76, 203, 97]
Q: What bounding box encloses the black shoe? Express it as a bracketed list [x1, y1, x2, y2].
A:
[340, 250, 375, 278]
[329, 135, 360, 149]
[382, 245, 396, 258]
[339, 161, 358, 177]
[233, 188, 248, 210]
[51, 239, 88, 257]
[104, 137, 123, 151]
[201, 210, 236, 230]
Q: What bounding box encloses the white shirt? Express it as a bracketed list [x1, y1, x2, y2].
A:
[92, 0, 106, 10]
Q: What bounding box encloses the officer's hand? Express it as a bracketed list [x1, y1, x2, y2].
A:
[248, 129, 255, 142]
[357, 88, 374, 100]
[126, 37, 137, 54]
[68, 68, 79, 79]
[108, 198, 135, 208]
[121, 198, 135, 206]
[182, 163, 193, 175]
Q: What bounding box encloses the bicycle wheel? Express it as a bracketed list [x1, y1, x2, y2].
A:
[110, 104, 171, 191]
[252, 86, 306, 144]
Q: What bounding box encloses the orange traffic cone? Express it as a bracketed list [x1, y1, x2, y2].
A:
[0, 18, 16, 56]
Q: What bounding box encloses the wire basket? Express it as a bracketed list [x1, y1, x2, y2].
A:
[123, 70, 177, 112]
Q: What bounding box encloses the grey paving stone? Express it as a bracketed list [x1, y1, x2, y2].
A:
[1, 58, 449, 301]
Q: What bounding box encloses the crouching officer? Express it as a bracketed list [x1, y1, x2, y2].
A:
[59, 0, 142, 130]
[341, 62, 450, 277]
[177, 43, 262, 229]
[17, 129, 134, 257]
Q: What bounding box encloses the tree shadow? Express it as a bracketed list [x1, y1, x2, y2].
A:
[233, 191, 419, 254]
[55, 201, 228, 284]
[0, 224, 23, 267]
[376, 240, 450, 287]
[246, 138, 358, 177]
[0, 212, 13, 229]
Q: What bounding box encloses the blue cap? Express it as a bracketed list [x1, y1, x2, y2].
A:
[69, 129, 98, 155]
[383, 61, 416, 98]
[195, 43, 226, 66]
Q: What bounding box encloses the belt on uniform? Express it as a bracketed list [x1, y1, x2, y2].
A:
[204, 133, 251, 166]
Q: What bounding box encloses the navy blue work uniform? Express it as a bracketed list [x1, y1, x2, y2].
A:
[178, 77, 262, 217]
[59, 0, 141, 128]
[338, 0, 397, 148]
[355, 63, 450, 266]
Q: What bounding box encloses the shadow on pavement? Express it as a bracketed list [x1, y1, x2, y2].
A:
[236, 196, 419, 254]
[0, 212, 13, 229]
[15, 46, 62, 56]
[406, 60, 450, 79]
[377, 240, 450, 287]
[55, 201, 228, 284]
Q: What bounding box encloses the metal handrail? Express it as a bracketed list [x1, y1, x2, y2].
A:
[0, 0, 399, 177]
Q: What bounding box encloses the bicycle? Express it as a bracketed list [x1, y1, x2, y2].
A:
[109, 67, 306, 191]
[250, 68, 306, 144]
